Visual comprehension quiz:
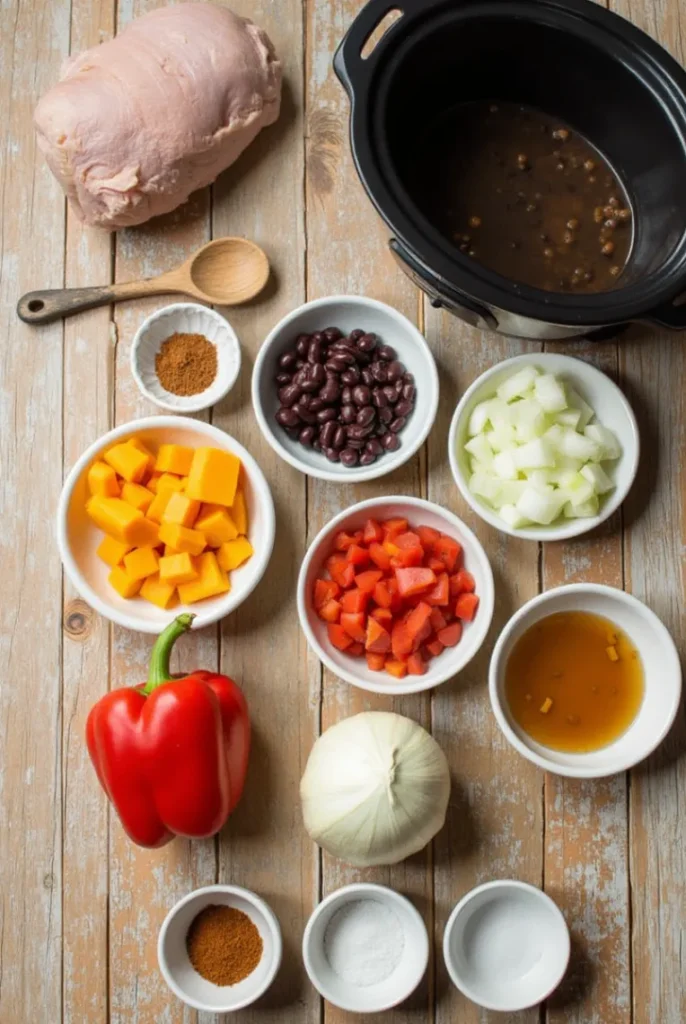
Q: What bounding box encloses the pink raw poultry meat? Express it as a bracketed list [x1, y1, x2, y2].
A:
[34, 3, 281, 229]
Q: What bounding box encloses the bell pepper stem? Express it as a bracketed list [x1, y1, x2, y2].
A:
[143, 613, 196, 695]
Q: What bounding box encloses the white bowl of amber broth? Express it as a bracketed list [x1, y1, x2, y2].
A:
[489, 584, 681, 778]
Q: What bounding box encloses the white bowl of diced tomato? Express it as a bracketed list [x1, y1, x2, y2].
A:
[297, 496, 495, 694]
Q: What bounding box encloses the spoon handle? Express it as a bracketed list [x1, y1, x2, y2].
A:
[17, 277, 183, 325]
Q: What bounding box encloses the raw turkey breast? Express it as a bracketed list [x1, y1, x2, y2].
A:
[34, 3, 281, 229]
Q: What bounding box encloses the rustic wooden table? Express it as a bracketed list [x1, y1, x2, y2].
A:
[2, 0, 685, 1021]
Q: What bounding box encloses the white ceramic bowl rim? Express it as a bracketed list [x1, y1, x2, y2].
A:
[252, 295, 439, 483]
[302, 882, 429, 1013]
[442, 879, 570, 1012]
[489, 583, 682, 777]
[297, 495, 495, 695]
[57, 416, 276, 633]
[448, 352, 640, 541]
[157, 884, 282, 1013]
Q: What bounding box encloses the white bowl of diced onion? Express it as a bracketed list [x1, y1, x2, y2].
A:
[448, 354, 639, 541]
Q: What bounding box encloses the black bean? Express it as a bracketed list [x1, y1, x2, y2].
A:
[332, 425, 347, 449]
[382, 433, 400, 451]
[347, 438, 365, 450]
[403, 372, 414, 385]
[352, 384, 371, 406]
[307, 339, 323, 364]
[295, 359, 305, 370]
[299, 426, 315, 446]
[279, 351, 298, 370]
[298, 393, 311, 408]
[329, 341, 357, 356]
[371, 363, 388, 384]
[365, 438, 384, 457]
[324, 357, 343, 373]
[319, 381, 340, 404]
[311, 331, 325, 344]
[347, 423, 375, 440]
[312, 439, 322, 451]
[383, 385, 399, 405]
[340, 448, 359, 467]
[325, 447, 340, 462]
[376, 423, 389, 436]
[311, 363, 326, 386]
[300, 376, 320, 394]
[390, 416, 407, 433]
[341, 386, 353, 405]
[355, 350, 372, 367]
[296, 334, 310, 358]
[377, 344, 397, 361]
[275, 372, 292, 385]
[285, 425, 301, 439]
[387, 360, 405, 382]
[357, 332, 377, 352]
[317, 407, 338, 423]
[361, 368, 374, 386]
[340, 404, 356, 424]
[348, 328, 365, 342]
[320, 421, 337, 447]
[378, 406, 393, 424]
[340, 366, 361, 386]
[308, 398, 325, 413]
[279, 384, 301, 407]
[276, 407, 300, 428]
[324, 327, 342, 342]
[395, 399, 413, 418]
[373, 389, 388, 408]
[294, 404, 316, 425]
[357, 406, 376, 427]
[359, 451, 376, 466]
[402, 383, 415, 402]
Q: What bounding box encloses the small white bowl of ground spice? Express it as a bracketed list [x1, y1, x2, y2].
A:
[158, 884, 282, 1013]
[131, 302, 241, 413]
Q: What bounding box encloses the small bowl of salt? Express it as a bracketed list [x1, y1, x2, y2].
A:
[302, 882, 429, 1013]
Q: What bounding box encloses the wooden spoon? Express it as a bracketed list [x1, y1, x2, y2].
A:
[17, 237, 270, 325]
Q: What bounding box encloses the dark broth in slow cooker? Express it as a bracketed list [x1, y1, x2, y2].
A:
[412, 102, 633, 293]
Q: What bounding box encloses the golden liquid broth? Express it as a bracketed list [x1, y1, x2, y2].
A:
[505, 611, 644, 753]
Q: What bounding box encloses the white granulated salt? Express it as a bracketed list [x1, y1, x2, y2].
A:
[323, 898, 405, 987]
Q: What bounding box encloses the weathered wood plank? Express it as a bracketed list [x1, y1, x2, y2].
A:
[306, 2, 433, 1023]
[61, 3, 117, 1021]
[0, 0, 70, 1019]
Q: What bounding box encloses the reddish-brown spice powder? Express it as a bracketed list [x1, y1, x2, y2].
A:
[155, 332, 217, 396]
[186, 904, 263, 986]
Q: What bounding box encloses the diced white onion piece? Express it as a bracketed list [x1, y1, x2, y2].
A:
[513, 438, 555, 470]
[534, 374, 568, 412]
[566, 387, 594, 429]
[488, 398, 512, 429]
[511, 398, 548, 442]
[492, 450, 519, 480]
[465, 433, 494, 464]
[555, 408, 582, 429]
[584, 423, 621, 461]
[527, 468, 555, 491]
[555, 454, 584, 472]
[499, 503, 531, 528]
[468, 400, 493, 436]
[486, 424, 517, 452]
[543, 423, 564, 449]
[567, 477, 595, 507]
[497, 365, 540, 403]
[563, 495, 600, 518]
[469, 472, 502, 505]
[559, 429, 600, 461]
[516, 486, 566, 525]
[580, 463, 614, 494]
[497, 480, 527, 506]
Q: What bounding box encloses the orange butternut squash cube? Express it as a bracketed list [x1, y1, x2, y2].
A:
[103, 442, 150, 483]
[147, 488, 174, 524]
[88, 460, 120, 498]
[108, 565, 143, 599]
[147, 472, 162, 494]
[158, 522, 206, 556]
[126, 437, 156, 479]
[230, 489, 248, 535]
[178, 551, 230, 604]
[195, 507, 239, 547]
[140, 573, 177, 610]
[185, 447, 241, 506]
[87, 496, 145, 543]
[96, 535, 133, 567]
[157, 473, 185, 493]
[130, 517, 160, 548]
[217, 537, 254, 572]
[123, 546, 160, 581]
[162, 491, 201, 529]
[121, 481, 154, 514]
[155, 444, 194, 476]
[159, 552, 199, 586]
[164, 544, 179, 556]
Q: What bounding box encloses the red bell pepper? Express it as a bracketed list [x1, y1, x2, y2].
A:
[86, 614, 249, 848]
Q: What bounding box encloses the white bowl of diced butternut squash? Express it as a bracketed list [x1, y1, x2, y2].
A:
[58, 417, 276, 633]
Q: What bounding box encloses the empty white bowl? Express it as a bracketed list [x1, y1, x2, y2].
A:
[131, 303, 241, 412]
[443, 880, 570, 1012]
[297, 496, 495, 695]
[252, 295, 439, 482]
[489, 583, 681, 777]
[57, 416, 275, 633]
[303, 883, 429, 1013]
[448, 352, 639, 541]
[158, 885, 282, 1013]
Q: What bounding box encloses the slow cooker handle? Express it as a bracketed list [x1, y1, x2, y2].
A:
[644, 296, 686, 330]
[334, 0, 425, 96]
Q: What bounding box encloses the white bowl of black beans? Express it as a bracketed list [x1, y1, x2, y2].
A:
[252, 296, 439, 482]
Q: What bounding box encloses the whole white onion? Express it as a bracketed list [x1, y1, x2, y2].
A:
[300, 711, 450, 867]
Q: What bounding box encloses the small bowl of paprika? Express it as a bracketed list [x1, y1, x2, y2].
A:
[131, 302, 241, 412]
[158, 884, 283, 1013]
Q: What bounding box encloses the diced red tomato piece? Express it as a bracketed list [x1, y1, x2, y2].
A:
[406, 601, 433, 650]
[370, 606, 393, 627]
[366, 617, 392, 653]
[438, 621, 463, 647]
[340, 612, 367, 643]
[347, 641, 365, 657]
[346, 543, 370, 567]
[314, 578, 340, 609]
[450, 569, 476, 595]
[429, 607, 448, 633]
[318, 598, 342, 623]
[392, 531, 424, 567]
[391, 614, 414, 660]
[372, 580, 393, 608]
[382, 517, 408, 538]
[407, 652, 427, 676]
[366, 651, 386, 671]
[363, 518, 383, 544]
[385, 658, 408, 679]
[433, 534, 462, 572]
[334, 530, 359, 551]
[328, 623, 353, 650]
[368, 541, 391, 570]
[425, 571, 450, 607]
[355, 569, 384, 594]
[340, 588, 368, 614]
[428, 556, 447, 574]
[455, 592, 480, 621]
[327, 554, 355, 588]
[416, 525, 440, 552]
[395, 566, 436, 597]
[426, 636, 445, 658]
[386, 577, 403, 614]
